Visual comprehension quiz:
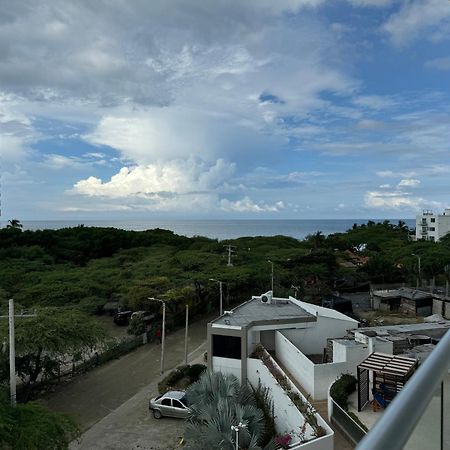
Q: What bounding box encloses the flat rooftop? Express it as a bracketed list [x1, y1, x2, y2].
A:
[355, 321, 450, 340]
[373, 287, 432, 300]
[211, 297, 315, 328]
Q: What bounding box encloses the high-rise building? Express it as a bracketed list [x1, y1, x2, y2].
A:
[415, 209, 450, 242]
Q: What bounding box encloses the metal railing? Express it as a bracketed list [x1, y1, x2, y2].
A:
[357, 328, 450, 450]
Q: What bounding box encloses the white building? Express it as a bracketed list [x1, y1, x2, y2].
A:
[415, 208, 450, 242]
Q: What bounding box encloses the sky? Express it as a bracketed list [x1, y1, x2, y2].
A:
[1, 0, 450, 220]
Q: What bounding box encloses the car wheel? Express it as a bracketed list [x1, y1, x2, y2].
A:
[153, 409, 162, 419]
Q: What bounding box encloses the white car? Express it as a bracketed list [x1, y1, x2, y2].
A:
[149, 390, 190, 419]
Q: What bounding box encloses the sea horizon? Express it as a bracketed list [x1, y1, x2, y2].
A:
[7, 218, 416, 241]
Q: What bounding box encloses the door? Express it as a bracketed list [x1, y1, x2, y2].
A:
[172, 399, 188, 418]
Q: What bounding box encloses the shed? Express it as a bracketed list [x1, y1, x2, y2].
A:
[357, 352, 418, 411]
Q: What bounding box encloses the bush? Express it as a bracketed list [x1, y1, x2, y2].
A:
[158, 364, 206, 394]
[330, 374, 357, 410]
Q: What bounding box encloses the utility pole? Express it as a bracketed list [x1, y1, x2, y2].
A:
[148, 297, 166, 374]
[224, 245, 235, 267]
[412, 253, 421, 289]
[8, 300, 16, 406]
[445, 265, 449, 298]
[0, 299, 37, 405]
[184, 304, 189, 365]
[268, 260, 274, 294]
[209, 278, 224, 315]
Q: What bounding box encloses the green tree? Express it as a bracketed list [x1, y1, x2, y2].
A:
[6, 219, 23, 230]
[0, 387, 78, 449]
[0, 309, 106, 401]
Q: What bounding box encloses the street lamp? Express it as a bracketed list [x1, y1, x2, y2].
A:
[231, 422, 247, 450]
[411, 253, 421, 289]
[148, 297, 166, 374]
[209, 278, 224, 316]
[267, 260, 274, 294]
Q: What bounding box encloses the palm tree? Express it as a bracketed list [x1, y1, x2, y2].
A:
[185, 371, 279, 450]
[6, 219, 23, 230]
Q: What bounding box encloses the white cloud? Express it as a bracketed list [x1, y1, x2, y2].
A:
[376, 170, 416, 178]
[220, 196, 284, 213]
[398, 178, 420, 188]
[379, 184, 391, 188]
[382, 0, 450, 47]
[347, 0, 394, 5]
[72, 158, 236, 198]
[425, 57, 450, 71]
[352, 95, 396, 110]
[364, 190, 423, 209]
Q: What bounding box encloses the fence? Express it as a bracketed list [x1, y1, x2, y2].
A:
[329, 398, 367, 445]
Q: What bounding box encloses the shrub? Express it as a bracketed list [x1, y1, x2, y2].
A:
[274, 434, 292, 449]
[158, 364, 207, 393]
[330, 374, 357, 410]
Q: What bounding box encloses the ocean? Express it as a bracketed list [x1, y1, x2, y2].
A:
[16, 219, 416, 241]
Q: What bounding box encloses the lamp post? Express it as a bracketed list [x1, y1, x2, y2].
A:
[267, 260, 274, 294]
[231, 422, 247, 450]
[184, 304, 189, 365]
[148, 297, 166, 374]
[209, 278, 224, 316]
[411, 253, 421, 289]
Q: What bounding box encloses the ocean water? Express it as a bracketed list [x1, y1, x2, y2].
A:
[16, 219, 416, 241]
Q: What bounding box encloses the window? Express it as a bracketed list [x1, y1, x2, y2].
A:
[429, 227, 435, 231]
[212, 334, 242, 359]
[429, 236, 435, 242]
[431, 218, 436, 223]
[172, 399, 185, 409]
[161, 398, 172, 406]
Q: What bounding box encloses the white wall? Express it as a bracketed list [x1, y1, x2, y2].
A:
[276, 332, 361, 400]
[247, 356, 333, 450]
[247, 358, 314, 445]
[212, 357, 241, 382]
[281, 314, 353, 355]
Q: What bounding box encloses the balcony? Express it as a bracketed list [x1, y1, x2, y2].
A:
[356, 327, 450, 450]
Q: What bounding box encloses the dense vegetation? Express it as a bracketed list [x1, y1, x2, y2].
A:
[1, 221, 450, 321]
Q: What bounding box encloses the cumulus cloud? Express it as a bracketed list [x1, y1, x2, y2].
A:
[72, 159, 236, 199]
[220, 197, 284, 213]
[364, 191, 423, 209]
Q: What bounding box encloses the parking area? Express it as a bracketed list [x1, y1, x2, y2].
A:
[71, 375, 188, 450]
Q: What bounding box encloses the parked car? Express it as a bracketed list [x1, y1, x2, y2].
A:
[113, 310, 132, 326]
[149, 390, 190, 419]
[131, 311, 155, 325]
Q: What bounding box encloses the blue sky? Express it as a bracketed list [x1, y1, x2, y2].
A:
[1, 0, 450, 220]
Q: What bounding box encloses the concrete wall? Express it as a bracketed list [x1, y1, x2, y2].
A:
[275, 332, 351, 400]
[212, 357, 241, 382]
[247, 358, 314, 445]
[281, 316, 354, 355]
[247, 356, 333, 450]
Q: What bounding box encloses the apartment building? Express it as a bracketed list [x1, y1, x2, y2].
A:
[415, 209, 450, 242]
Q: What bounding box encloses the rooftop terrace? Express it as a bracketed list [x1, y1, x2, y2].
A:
[211, 296, 315, 328]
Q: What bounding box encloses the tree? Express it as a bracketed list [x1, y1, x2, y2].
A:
[6, 219, 23, 230]
[0, 387, 78, 449]
[0, 309, 107, 401]
[185, 371, 278, 450]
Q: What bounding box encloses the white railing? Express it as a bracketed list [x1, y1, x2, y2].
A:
[357, 329, 450, 450]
